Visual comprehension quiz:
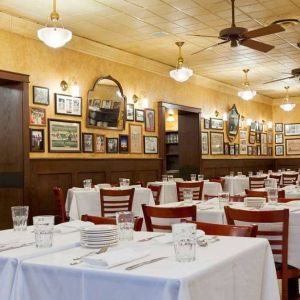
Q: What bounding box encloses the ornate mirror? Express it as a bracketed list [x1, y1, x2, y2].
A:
[87, 75, 126, 130]
[227, 104, 240, 142]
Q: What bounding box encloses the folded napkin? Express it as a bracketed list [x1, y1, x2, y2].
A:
[153, 230, 205, 244]
[55, 220, 94, 234]
[84, 248, 149, 268]
[0, 237, 34, 251]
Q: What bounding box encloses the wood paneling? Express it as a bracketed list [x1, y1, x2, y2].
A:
[275, 158, 300, 171]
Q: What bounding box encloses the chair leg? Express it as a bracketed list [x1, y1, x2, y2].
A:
[282, 277, 288, 300]
[288, 278, 299, 299]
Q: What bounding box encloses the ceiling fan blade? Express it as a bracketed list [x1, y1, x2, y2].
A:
[188, 34, 220, 38]
[264, 76, 295, 84]
[192, 40, 229, 55]
[240, 39, 274, 53]
[243, 24, 284, 39]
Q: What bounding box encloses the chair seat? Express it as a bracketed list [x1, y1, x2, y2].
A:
[275, 262, 300, 278]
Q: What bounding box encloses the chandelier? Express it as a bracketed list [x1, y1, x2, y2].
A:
[37, 0, 72, 48]
[169, 42, 193, 82]
[238, 69, 256, 101]
[280, 86, 295, 112]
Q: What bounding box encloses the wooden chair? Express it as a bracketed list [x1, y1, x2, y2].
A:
[245, 189, 285, 198]
[176, 181, 204, 201]
[142, 204, 197, 232]
[249, 176, 267, 189]
[230, 195, 245, 202]
[224, 206, 300, 300]
[203, 194, 216, 201]
[278, 198, 300, 203]
[135, 180, 145, 187]
[52, 186, 69, 224]
[269, 174, 282, 185]
[148, 185, 162, 205]
[100, 188, 134, 217]
[209, 178, 225, 190]
[81, 214, 143, 231]
[282, 174, 298, 186]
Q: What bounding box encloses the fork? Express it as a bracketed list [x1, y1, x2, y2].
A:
[70, 246, 108, 265]
[137, 234, 165, 242]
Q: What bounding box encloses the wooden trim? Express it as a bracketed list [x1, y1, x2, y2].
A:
[159, 101, 202, 114]
[0, 69, 29, 83]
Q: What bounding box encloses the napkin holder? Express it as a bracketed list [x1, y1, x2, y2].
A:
[244, 197, 266, 209]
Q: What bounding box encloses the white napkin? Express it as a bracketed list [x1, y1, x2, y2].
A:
[0, 237, 34, 251]
[83, 248, 149, 268]
[55, 221, 94, 234]
[285, 201, 300, 207]
[153, 230, 205, 244]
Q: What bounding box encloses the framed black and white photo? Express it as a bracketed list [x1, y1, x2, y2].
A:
[126, 104, 134, 121]
[247, 146, 253, 155]
[119, 134, 129, 153]
[30, 129, 44, 152]
[145, 109, 155, 132]
[55, 94, 82, 116]
[257, 123, 263, 132]
[286, 139, 300, 155]
[224, 142, 229, 155]
[261, 144, 268, 156]
[135, 109, 144, 122]
[210, 118, 223, 130]
[267, 132, 273, 144]
[144, 136, 158, 154]
[33, 86, 49, 105]
[275, 145, 284, 156]
[106, 138, 118, 153]
[201, 132, 209, 155]
[260, 133, 267, 144]
[95, 134, 105, 153]
[250, 121, 257, 132]
[249, 132, 255, 144]
[239, 130, 247, 140]
[268, 147, 273, 156]
[275, 133, 283, 144]
[101, 100, 112, 109]
[256, 132, 261, 143]
[82, 133, 94, 153]
[129, 124, 143, 153]
[240, 144, 247, 155]
[234, 143, 239, 155]
[257, 145, 261, 156]
[275, 123, 283, 132]
[229, 144, 235, 155]
[204, 119, 210, 129]
[252, 146, 257, 156]
[210, 132, 224, 155]
[284, 123, 300, 136]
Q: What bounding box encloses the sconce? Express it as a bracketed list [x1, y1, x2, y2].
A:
[215, 110, 220, 117]
[60, 80, 80, 97]
[132, 94, 148, 109]
[267, 121, 273, 129]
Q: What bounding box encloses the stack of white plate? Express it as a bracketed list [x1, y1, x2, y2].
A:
[80, 225, 118, 248]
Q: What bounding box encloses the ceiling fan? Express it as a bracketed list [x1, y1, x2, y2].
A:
[264, 68, 300, 84]
[191, 0, 285, 55]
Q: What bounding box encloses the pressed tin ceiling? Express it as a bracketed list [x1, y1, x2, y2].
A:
[1, 0, 300, 98]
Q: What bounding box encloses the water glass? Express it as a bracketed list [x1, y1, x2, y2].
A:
[259, 170, 264, 174]
[167, 175, 174, 182]
[190, 174, 196, 181]
[198, 174, 204, 181]
[278, 169, 282, 174]
[229, 171, 234, 177]
[116, 211, 134, 241]
[237, 172, 242, 177]
[123, 178, 130, 187]
[162, 175, 168, 182]
[33, 215, 54, 248]
[172, 223, 196, 262]
[267, 188, 278, 205]
[218, 192, 230, 209]
[11, 206, 29, 231]
[248, 171, 253, 177]
[183, 189, 193, 204]
[268, 170, 272, 175]
[264, 179, 272, 189]
[83, 179, 92, 190]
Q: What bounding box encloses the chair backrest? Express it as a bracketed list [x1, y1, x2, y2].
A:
[52, 186, 67, 224]
[249, 176, 267, 189]
[135, 180, 145, 187]
[278, 197, 300, 203]
[186, 220, 258, 237]
[81, 214, 143, 231]
[148, 185, 162, 205]
[209, 178, 225, 189]
[100, 188, 134, 217]
[245, 189, 285, 198]
[204, 194, 216, 201]
[269, 174, 282, 184]
[229, 195, 245, 202]
[176, 181, 204, 201]
[282, 173, 298, 186]
[142, 204, 197, 232]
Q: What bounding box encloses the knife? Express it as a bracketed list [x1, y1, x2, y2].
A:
[125, 256, 168, 270]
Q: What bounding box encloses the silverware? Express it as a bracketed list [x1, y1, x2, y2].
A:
[137, 234, 165, 242]
[125, 256, 168, 270]
[0, 242, 35, 252]
[197, 236, 220, 247]
[70, 246, 108, 265]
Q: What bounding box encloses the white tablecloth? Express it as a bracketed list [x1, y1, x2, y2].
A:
[223, 176, 249, 195]
[12, 231, 278, 300]
[147, 181, 222, 204]
[66, 187, 155, 220]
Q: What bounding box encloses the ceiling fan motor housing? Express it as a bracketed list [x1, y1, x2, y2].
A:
[219, 27, 248, 41]
[291, 68, 300, 76]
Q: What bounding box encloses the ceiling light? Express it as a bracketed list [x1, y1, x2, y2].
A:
[238, 69, 256, 101]
[169, 42, 193, 83]
[280, 86, 295, 112]
[37, 0, 72, 48]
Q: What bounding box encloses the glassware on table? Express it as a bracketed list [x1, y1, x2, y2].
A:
[172, 223, 196, 262]
[123, 178, 130, 187]
[218, 192, 230, 209]
[264, 179, 272, 189]
[116, 211, 134, 241]
[162, 175, 168, 182]
[11, 206, 29, 231]
[259, 170, 264, 174]
[248, 171, 253, 177]
[237, 172, 242, 177]
[83, 179, 92, 190]
[229, 171, 234, 177]
[267, 188, 278, 205]
[167, 175, 174, 182]
[190, 174, 196, 181]
[198, 174, 204, 181]
[278, 169, 282, 174]
[183, 189, 193, 204]
[33, 215, 55, 248]
[268, 170, 272, 175]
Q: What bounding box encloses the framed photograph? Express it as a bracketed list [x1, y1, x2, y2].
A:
[92, 99, 102, 110]
[210, 118, 223, 130]
[284, 123, 300, 136]
[261, 144, 268, 156]
[268, 147, 273, 156]
[55, 94, 82, 116]
[129, 124, 143, 153]
[229, 144, 235, 155]
[82, 133, 93, 153]
[275, 145, 284, 156]
[227, 104, 240, 141]
[144, 136, 158, 154]
[247, 146, 253, 155]
[256, 132, 261, 143]
[201, 132, 209, 155]
[258, 123, 263, 132]
[234, 143, 239, 155]
[119, 134, 129, 153]
[240, 144, 247, 155]
[95, 134, 105, 153]
[145, 109, 155, 132]
[204, 119, 210, 129]
[224, 142, 229, 155]
[239, 130, 247, 140]
[210, 132, 224, 155]
[261, 133, 267, 144]
[249, 132, 255, 144]
[101, 100, 112, 109]
[33, 86, 49, 105]
[275, 123, 283, 132]
[252, 146, 257, 156]
[30, 107, 46, 126]
[135, 109, 144, 122]
[29, 129, 44, 152]
[48, 119, 81, 152]
[275, 133, 283, 144]
[126, 104, 134, 121]
[267, 132, 273, 144]
[257, 145, 261, 156]
[240, 139, 247, 146]
[250, 121, 257, 132]
[106, 138, 118, 153]
[286, 139, 300, 155]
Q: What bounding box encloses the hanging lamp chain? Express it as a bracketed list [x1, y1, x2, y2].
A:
[243, 69, 250, 86]
[284, 86, 290, 102]
[50, 0, 60, 22]
[175, 42, 184, 69]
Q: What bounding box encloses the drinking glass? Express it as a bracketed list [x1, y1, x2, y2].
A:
[183, 189, 193, 204]
[237, 172, 242, 177]
[218, 192, 230, 209]
[11, 206, 29, 231]
[278, 169, 282, 174]
[190, 174, 196, 181]
[248, 171, 253, 177]
[123, 178, 130, 187]
[162, 175, 168, 182]
[119, 178, 126, 188]
[198, 174, 204, 181]
[259, 170, 264, 174]
[83, 179, 92, 190]
[268, 170, 272, 175]
[172, 223, 196, 262]
[33, 215, 54, 248]
[229, 171, 234, 177]
[267, 188, 278, 205]
[167, 175, 174, 182]
[264, 179, 272, 189]
[116, 211, 134, 241]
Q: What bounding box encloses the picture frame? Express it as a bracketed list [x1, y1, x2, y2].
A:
[240, 139, 247, 146]
[106, 138, 118, 153]
[145, 109, 155, 132]
[95, 134, 105, 153]
[204, 119, 210, 129]
[119, 134, 129, 153]
[261, 144, 268, 156]
[129, 124, 143, 153]
[234, 143, 239, 155]
[33, 86, 49, 105]
[227, 104, 240, 141]
[135, 109, 144, 122]
[286, 139, 300, 155]
[249, 132, 255, 144]
[284, 123, 300, 136]
[101, 100, 112, 109]
[48, 119, 81, 153]
[257, 123, 263, 132]
[29, 129, 44, 152]
[240, 144, 247, 155]
[275, 145, 284, 156]
[260, 133, 267, 144]
[30, 107, 46, 126]
[268, 147, 273, 156]
[247, 146, 253, 155]
[201, 132, 209, 155]
[239, 130, 247, 140]
[275, 123, 283, 132]
[257, 145, 261, 156]
[256, 132, 261, 143]
[275, 133, 283, 144]
[250, 121, 257, 132]
[267, 132, 273, 144]
[229, 144, 235, 155]
[224, 142, 229, 155]
[210, 132, 224, 155]
[144, 136, 158, 154]
[82, 133, 94, 153]
[210, 118, 223, 130]
[126, 104, 134, 121]
[252, 146, 257, 156]
[55, 93, 82, 116]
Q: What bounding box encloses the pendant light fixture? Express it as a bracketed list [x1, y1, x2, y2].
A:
[280, 86, 295, 112]
[238, 69, 256, 101]
[37, 0, 72, 48]
[169, 42, 193, 82]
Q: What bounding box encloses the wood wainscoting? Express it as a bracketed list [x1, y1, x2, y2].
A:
[275, 158, 300, 171]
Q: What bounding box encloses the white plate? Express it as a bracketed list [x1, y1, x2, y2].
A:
[81, 225, 117, 232]
[80, 236, 118, 242]
[80, 241, 118, 248]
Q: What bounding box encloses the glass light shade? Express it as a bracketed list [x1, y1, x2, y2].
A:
[280, 102, 295, 112]
[246, 119, 252, 126]
[37, 27, 72, 48]
[167, 114, 175, 122]
[169, 67, 193, 82]
[238, 88, 256, 101]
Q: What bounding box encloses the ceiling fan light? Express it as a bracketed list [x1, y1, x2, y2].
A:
[169, 67, 193, 83]
[238, 89, 256, 101]
[38, 27, 72, 48]
[280, 102, 295, 112]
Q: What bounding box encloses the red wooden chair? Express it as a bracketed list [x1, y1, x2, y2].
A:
[224, 206, 300, 300]
[142, 204, 197, 232]
[245, 189, 285, 198]
[269, 174, 282, 185]
[282, 174, 298, 186]
[135, 180, 145, 187]
[249, 176, 267, 189]
[203, 194, 216, 201]
[278, 198, 300, 203]
[209, 178, 225, 190]
[229, 195, 245, 202]
[176, 181, 204, 201]
[148, 185, 162, 205]
[52, 187, 69, 224]
[100, 188, 134, 217]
